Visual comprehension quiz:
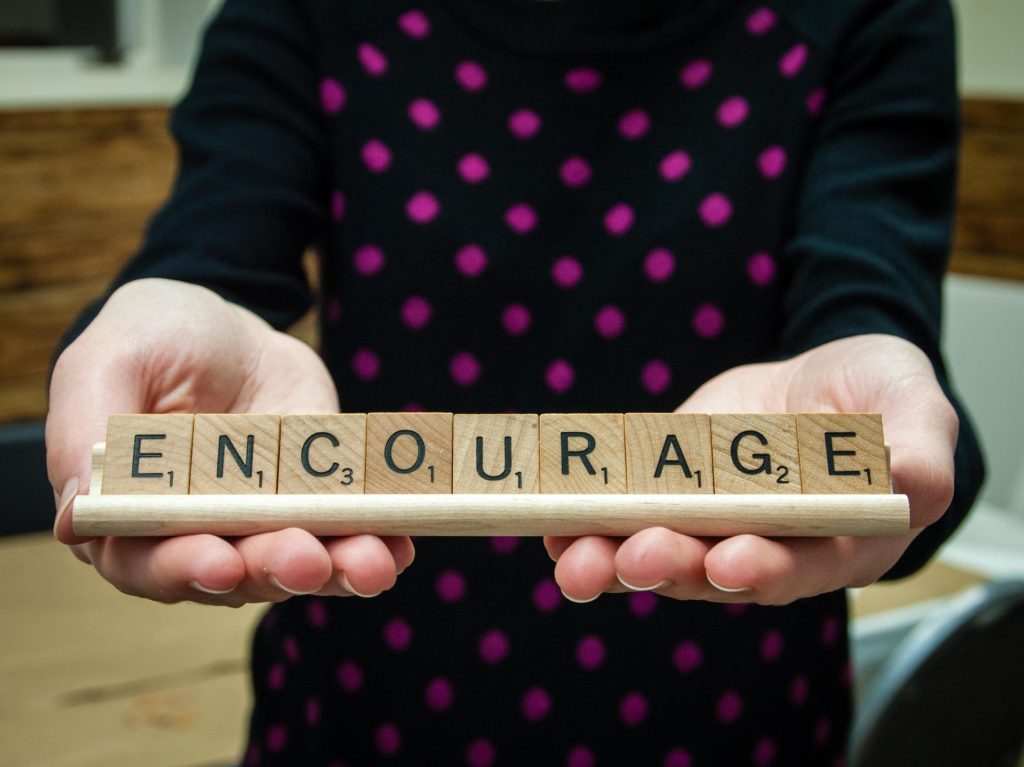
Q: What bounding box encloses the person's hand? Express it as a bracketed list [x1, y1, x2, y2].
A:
[545, 334, 957, 605]
[47, 278, 414, 606]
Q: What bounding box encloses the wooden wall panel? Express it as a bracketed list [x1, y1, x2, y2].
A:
[0, 99, 1021, 424]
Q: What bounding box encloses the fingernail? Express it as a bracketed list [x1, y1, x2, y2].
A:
[561, 589, 600, 604]
[339, 572, 382, 598]
[617, 574, 671, 592]
[53, 476, 79, 537]
[190, 580, 236, 595]
[706, 573, 751, 594]
[269, 574, 318, 596]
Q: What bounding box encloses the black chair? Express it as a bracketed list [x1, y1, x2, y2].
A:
[849, 579, 1024, 767]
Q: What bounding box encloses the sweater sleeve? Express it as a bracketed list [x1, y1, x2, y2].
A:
[779, 0, 984, 579]
[63, 0, 328, 341]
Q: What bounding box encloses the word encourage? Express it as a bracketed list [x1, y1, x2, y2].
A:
[101, 412, 891, 497]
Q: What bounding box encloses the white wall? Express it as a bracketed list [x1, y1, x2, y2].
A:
[952, 0, 1024, 97]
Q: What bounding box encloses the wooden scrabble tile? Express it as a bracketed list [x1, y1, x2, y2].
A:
[365, 413, 453, 493]
[101, 414, 194, 495]
[189, 414, 280, 494]
[711, 414, 801, 494]
[539, 413, 626, 493]
[625, 413, 713, 494]
[797, 413, 890, 494]
[278, 414, 366, 494]
[453, 414, 539, 493]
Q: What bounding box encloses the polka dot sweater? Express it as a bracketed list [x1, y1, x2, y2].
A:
[77, 0, 984, 764]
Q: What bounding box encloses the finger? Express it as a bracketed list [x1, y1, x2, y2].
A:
[232, 528, 334, 601]
[543, 536, 576, 562]
[703, 533, 914, 605]
[381, 535, 416, 573]
[88, 534, 246, 603]
[613, 527, 712, 598]
[317, 535, 403, 598]
[552, 536, 622, 602]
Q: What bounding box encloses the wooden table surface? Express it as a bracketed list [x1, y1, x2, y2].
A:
[0, 531, 985, 767]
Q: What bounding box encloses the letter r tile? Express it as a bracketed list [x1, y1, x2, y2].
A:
[539, 413, 626, 494]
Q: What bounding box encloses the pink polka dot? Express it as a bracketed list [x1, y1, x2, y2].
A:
[604, 203, 635, 236]
[508, 109, 541, 139]
[490, 536, 520, 553]
[331, 190, 346, 221]
[680, 59, 712, 89]
[357, 42, 388, 76]
[619, 109, 651, 139]
[398, 9, 430, 39]
[717, 96, 750, 128]
[726, 602, 748, 617]
[659, 150, 692, 182]
[567, 745, 595, 767]
[409, 98, 441, 130]
[560, 156, 592, 188]
[425, 677, 454, 712]
[594, 305, 625, 339]
[664, 748, 693, 767]
[576, 635, 606, 670]
[502, 303, 531, 335]
[780, 43, 809, 78]
[761, 630, 784, 661]
[758, 145, 787, 178]
[266, 724, 287, 753]
[244, 744, 260, 766]
[821, 615, 840, 645]
[479, 629, 510, 664]
[746, 7, 777, 35]
[306, 697, 320, 728]
[641, 359, 672, 395]
[717, 690, 744, 724]
[283, 636, 300, 663]
[384, 617, 412, 651]
[376, 723, 401, 756]
[628, 590, 658, 617]
[436, 569, 466, 601]
[455, 243, 487, 277]
[505, 203, 538, 234]
[620, 691, 649, 726]
[692, 303, 725, 338]
[791, 674, 809, 706]
[815, 716, 832, 746]
[551, 256, 583, 288]
[806, 87, 827, 116]
[306, 599, 327, 628]
[337, 660, 363, 692]
[352, 348, 380, 381]
[326, 296, 342, 324]
[545, 359, 575, 394]
[458, 153, 490, 184]
[644, 248, 676, 282]
[565, 67, 602, 93]
[754, 737, 777, 767]
[402, 402, 424, 412]
[401, 296, 432, 329]
[699, 193, 733, 227]
[747, 251, 776, 285]
[467, 739, 495, 767]
[320, 78, 346, 113]
[673, 640, 703, 673]
[455, 60, 488, 92]
[450, 352, 481, 387]
[267, 663, 285, 691]
[353, 243, 385, 275]
[533, 578, 562, 612]
[406, 190, 440, 223]
[522, 687, 552, 721]
[362, 138, 392, 173]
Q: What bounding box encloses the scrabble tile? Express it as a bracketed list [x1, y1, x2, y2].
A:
[453, 414, 539, 493]
[711, 414, 801, 494]
[278, 414, 366, 494]
[365, 412, 453, 493]
[539, 413, 626, 493]
[190, 414, 280, 494]
[625, 413, 713, 494]
[102, 414, 194, 495]
[797, 413, 890, 494]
